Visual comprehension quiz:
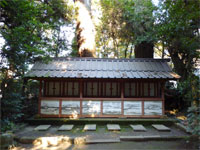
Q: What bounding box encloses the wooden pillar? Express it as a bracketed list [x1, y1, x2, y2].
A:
[162, 81, 165, 115]
[154, 81, 156, 97]
[121, 80, 124, 116]
[100, 100, 103, 116]
[38, 80, 42, 116]
[148, 82, 150, 96]
[142, 101, 144, 116]
[59, 99, 62, 118]
[80, 79, 83, 117]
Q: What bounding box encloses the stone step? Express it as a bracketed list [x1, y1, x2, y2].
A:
[152, 124, 171, 131]
[83, 124, 96, 131]
[58, 125, 74, 131]
[130, 124, 147, 131]
[34, 125, 51, 131]
[107, 124, 121, 131]
[120, 135, 161, 141]
[85, 138, 120, 144]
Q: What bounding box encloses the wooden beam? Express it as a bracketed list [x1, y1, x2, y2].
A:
[40, 97, 163, 101]
[39, 114, 163, 118]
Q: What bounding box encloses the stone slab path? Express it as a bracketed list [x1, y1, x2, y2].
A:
[107, 124, 121, 131]
[130, 125, 146, 131]
[84, 124, 96, 131]
[34, 125, 51, 131]
[58, 125, 74, 131]
[152, 124, 171, 131]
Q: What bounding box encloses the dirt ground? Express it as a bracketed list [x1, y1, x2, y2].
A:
[11, 140, 199, 150]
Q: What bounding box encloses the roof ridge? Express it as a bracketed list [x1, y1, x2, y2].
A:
[52, 57, 170, 62]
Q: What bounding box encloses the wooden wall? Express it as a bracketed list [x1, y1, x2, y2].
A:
[38, 79, 165, 118]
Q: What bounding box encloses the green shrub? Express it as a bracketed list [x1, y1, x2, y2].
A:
[187, 106, 200, 136]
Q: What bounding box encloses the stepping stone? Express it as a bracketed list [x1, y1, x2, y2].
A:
[152, 124, 171, 131]
[58, 125, 74, 131]
[34, 125, 51, 131]
[86, 138, 120, 144]
[83, 124, 96, 131]
[130, 125, 147, 131]
[120, 136, 144, 141]
[107, 124, 121, 131]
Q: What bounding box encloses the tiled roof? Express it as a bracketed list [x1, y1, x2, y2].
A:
[25, 57, 180, 79]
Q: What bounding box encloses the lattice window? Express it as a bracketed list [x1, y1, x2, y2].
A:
[45, 81, 79, 97]
[124, 82, 161, 98]
[83, 81, 120, 97]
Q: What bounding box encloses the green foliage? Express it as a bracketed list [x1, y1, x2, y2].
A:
[70, 37, 79, 57]
[177, 74, 200, 135]
[0, 77, 39, 132]
[96, 0, 156, 58]
[187, 106, 200, 136]
[178, 75, 200, 103]
[156, 0, 200, 80]
[0, 0, 74, 132]
[0, 0, 74, 76]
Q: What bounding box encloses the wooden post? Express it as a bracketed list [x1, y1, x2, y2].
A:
[62, 81, 65, 96]
[121, 80, 124, 116]
[142, 101, 144, 116]
[47, 81, 49, 96]
[135, 82, 137, 97]
[38, 80, 42, 116]
[80, 79, 83, 117]
[154, 82, 156, 97]
[101, 100, 103, 116]
[148, 82, 150, 96]
[59, 81, 62, 96]
[53, 81, 55, 96]
[44, 81, 46, 97]
[162, 82, 165, 115]
[59, 99, 62, 118]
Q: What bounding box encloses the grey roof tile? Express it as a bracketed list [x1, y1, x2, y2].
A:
[25, 57, 180, 79]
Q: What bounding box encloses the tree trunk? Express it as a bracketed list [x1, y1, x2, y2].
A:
[75, 0, 96, 57]
[168, 48, 187, 81]
[134, 41, 154, 58]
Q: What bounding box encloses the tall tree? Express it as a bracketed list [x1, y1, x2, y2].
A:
[0, 0, 74, 77]
[156, 0, 200, 80]
[127, 0, 155, 58]
[0, 0, 74, 126]
[96, 0, 156, 58]
[75, 0, 96, 57]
